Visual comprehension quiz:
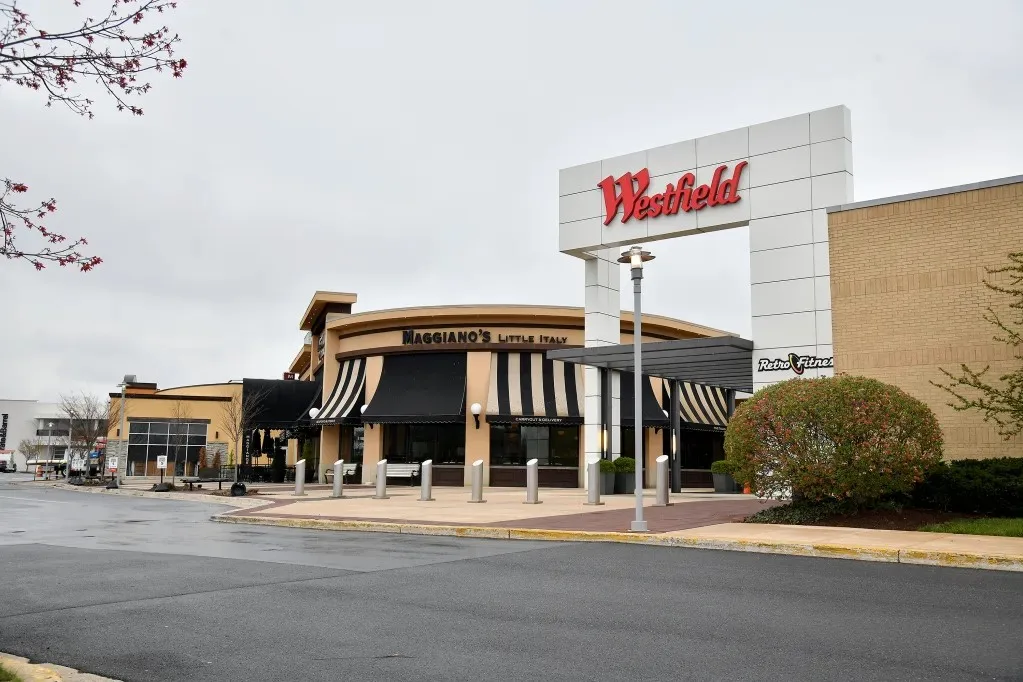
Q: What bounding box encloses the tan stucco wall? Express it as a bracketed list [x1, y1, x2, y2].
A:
[830, 181, 1023, 460]
[464, 351, 491, 485]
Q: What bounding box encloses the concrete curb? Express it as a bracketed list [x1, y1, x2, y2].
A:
[45, 482, 272, 510]
[0, 652, 121, 681]
[210, 513, 1023, 572]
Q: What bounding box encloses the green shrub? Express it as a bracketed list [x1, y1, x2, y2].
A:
[725, 376, 943, 505]
[613, 456, 635, 473]
[913, 457, 1023, 516]
[598, 458, 616, 474]
[710, 459, 733, 475]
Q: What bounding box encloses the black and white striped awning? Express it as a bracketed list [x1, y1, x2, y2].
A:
[678, 382, 729, 429]
[486, 352, 584, 425]
[314, 359, 365, 425]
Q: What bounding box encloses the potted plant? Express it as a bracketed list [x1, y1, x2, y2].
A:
[711, 459, 740, 493]
[598, 458, 616, 495]
[613, 456, 636, 494]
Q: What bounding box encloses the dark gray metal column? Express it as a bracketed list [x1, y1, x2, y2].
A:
[670, 379, 681, 493]
[726, 389, 736, 419]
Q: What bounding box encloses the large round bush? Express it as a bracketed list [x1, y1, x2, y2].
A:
[724, 376, 943, 504]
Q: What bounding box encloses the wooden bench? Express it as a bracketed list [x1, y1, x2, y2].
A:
[324, 463, 360, 484]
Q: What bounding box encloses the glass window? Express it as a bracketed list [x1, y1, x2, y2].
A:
[149, 422, 169, 434]
[129, 422, 149, 434]
[549, 426, 579, 467]
[128, 433, 147, 445]
[120, 421, 207, 474]
[186, 435, 206, 446]
[490, 424, 579, 467]
[188, 423, 208, 436]
[382, 424, 464, 465]
[149, 434, 168, 445]
[169, 423, 188, 435]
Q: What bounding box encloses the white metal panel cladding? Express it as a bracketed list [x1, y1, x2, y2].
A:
[314, 358, 365, 425]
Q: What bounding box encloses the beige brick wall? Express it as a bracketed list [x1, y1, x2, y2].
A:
[829, 182, 1023, 460]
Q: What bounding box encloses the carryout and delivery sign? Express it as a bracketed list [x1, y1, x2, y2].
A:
[598, 161, 747, 225]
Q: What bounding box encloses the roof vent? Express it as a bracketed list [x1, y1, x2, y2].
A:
[123, 374, 137, 384]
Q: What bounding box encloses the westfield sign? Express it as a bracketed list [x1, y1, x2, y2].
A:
[598, 161, 747, 225]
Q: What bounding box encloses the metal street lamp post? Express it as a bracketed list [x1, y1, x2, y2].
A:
[618, 245, 655, 532]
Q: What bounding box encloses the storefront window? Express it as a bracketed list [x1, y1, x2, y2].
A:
[490, 424, 578, 466]
[127, 420, 208, 476]
[382, 424, 464, 465]
[620, 426, 647, 462]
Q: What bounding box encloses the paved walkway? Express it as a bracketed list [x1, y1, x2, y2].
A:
[222, 486, 776, 533]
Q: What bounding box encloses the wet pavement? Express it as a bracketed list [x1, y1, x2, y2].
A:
[2, 479, 1022, 682]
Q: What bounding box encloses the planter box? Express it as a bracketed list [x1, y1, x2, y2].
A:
[712, 472, 739, 493]
[614, 472, 635, 495]
[601, 473, 616, 496]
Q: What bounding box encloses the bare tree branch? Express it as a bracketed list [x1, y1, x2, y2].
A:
[932, 252, 1023, 439]
[1, 0, 187, 271]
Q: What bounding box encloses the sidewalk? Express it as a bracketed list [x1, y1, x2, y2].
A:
[0, 652, 119, 681]
[210, 486, 1023, 572]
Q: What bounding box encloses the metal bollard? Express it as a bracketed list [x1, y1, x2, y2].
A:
[373, 459, 389, 499]
[524, 458, 541, 504]
[468, 459, 485, 503]
[332, 459, 344, 499]
[585, 458, 604, 505]
[655, 455, 670, 506]
[420, 459, 435, 501]
[294, 459, 306, 496]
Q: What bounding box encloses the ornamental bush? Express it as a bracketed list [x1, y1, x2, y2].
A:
[613, 456, 636, 473]
[724, 376, 944, 505]
[912, 457, 1023, 517]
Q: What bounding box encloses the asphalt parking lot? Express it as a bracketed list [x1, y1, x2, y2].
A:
[2, 482, 1021, 681]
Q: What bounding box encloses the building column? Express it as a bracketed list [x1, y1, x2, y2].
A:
[319, 425, 339, 484]
[464, 352, 491, 486]
[670, 380, 682, 493]
[583, 248, 621, 490]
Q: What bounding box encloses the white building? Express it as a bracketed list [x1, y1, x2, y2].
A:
[0, 399, 101, 471]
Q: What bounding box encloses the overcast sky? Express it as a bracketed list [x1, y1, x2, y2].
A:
[3, 0, 1022, 401]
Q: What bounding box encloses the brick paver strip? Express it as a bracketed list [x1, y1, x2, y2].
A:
[228, 498, 779, 534]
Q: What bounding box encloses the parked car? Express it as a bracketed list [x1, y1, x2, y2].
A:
[0, 458, 16, 473]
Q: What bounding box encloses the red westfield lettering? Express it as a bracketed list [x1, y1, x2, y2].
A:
[597, 161, 747, 225]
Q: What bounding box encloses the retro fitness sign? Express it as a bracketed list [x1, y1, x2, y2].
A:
[758, 353, 834, 375]
[598, 161, 747, 225]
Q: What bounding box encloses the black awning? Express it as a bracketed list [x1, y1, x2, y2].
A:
[620, 372, 669, 428]
[244, 378, 321, 429]
[294, 369, 324, 424]
[485, 352, 584, 425]
[361, 352, 466, 424]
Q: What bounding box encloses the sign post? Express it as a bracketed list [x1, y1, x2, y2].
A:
[156, 455, 168, 485]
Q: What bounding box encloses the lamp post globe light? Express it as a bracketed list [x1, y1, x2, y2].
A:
[308, 408, 320, 421]
[470, 402, 482, 429]
[618, 245, 655, 532]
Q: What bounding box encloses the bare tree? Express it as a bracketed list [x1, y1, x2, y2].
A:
[1, 0, 187, 271]
[169, 399, 191, 482]
[59, 392, 108, 471]
[933, 251, 1023, 440]
[219, 386, 269, 483]
[18, 436, 43, 469]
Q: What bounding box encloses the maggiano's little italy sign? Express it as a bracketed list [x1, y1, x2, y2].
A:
[401, 329, 569, 346]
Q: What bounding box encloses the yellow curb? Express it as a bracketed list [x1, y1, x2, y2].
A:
[215, 515, 404, 533]
[211, 514, 1023, 572]
[398, 524, 511, 540]
[898, 549, 1023, 572]
[505, 528, 655, 543]
[0, 653, 62, 681]
[661, 537, 900, 562]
